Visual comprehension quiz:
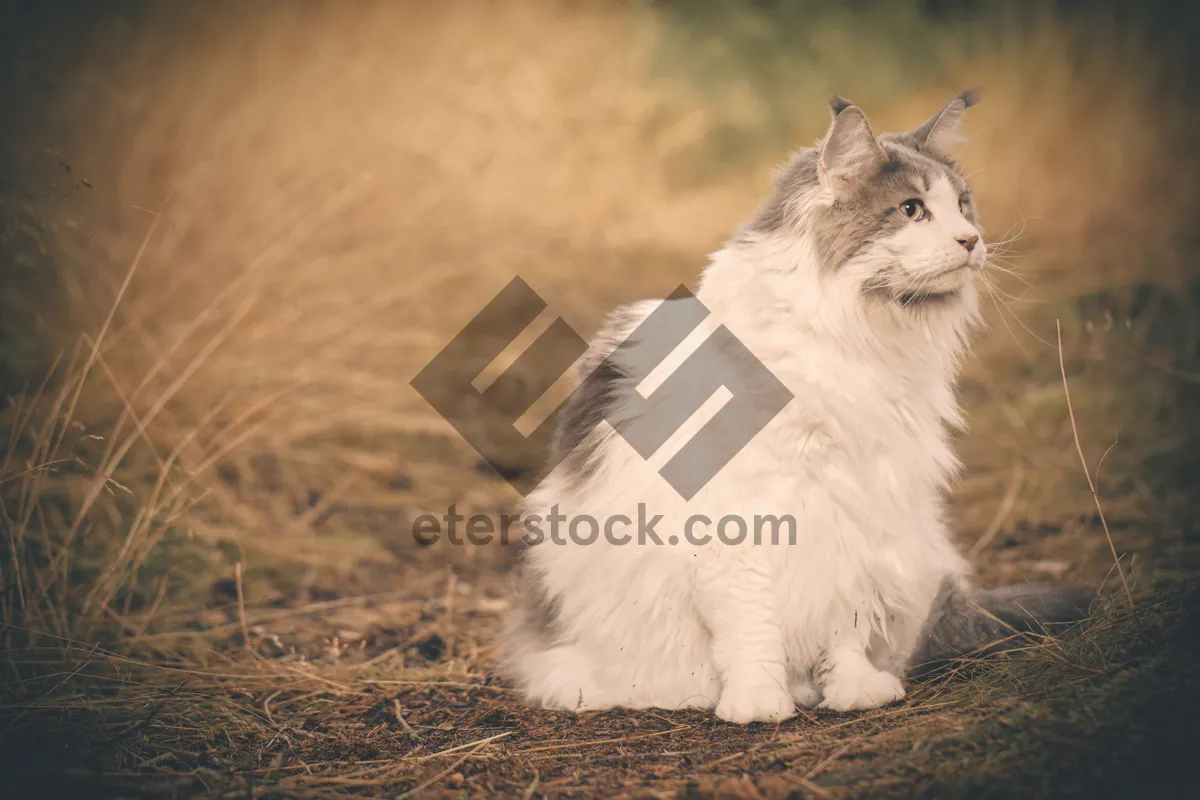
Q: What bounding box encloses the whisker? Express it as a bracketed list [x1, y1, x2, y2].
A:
[982, 276, 1056, 350]
[980, 278, 1032, 357]
[983, 263, 1036, 293]
[979, 272, 1035, 305]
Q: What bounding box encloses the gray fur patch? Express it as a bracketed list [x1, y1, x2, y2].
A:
[548, 296, 705, 491]
[543, 303, 649, 489]
[500, 563, 564, 682]
[550, 352, 626, 488]
[516, 566, 562, 644]
[750, 139, 973, 272]
[747, 149, 821, 236]
[907, 579, 1094, 675]
[747, 88, 985, 275]
[813, 649, 836, 685]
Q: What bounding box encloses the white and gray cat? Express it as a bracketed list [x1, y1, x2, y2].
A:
[502, 91, 1089, 723]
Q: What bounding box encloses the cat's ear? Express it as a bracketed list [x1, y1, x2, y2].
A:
[908, 87, 980, 153]
[828, 95, 854, 118]
[818, 101, 886, 195]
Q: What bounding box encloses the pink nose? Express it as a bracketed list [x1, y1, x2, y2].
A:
[957, 234, 979, 252]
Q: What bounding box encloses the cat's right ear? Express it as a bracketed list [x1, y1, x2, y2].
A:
[906, 87, 980, 153]
[819, 103, 886, 197]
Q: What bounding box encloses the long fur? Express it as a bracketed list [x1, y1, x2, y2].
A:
[908, 582, 1094, 674]
[501, 92, 1091, 722]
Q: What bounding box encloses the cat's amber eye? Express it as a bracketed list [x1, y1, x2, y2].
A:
[899, 199, 927, 220]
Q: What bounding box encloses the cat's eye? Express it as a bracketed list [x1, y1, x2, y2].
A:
[899, 199, 927, 220]
[958, 194, 972, 212]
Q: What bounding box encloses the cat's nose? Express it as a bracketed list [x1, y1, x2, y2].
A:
[956, 234, 979, 252]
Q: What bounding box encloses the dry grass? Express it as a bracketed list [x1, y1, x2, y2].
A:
[3, 1, 1200, 796]
[3, 576, 1194, 799]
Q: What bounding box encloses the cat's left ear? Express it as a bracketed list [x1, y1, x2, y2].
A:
[907, 87, 980, 153]
[818, 100, 887, 196]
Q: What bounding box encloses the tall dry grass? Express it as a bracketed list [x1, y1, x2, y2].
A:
[1, 0, 1197, 634]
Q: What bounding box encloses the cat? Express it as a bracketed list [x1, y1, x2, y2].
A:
[501, 90, 1090, 723]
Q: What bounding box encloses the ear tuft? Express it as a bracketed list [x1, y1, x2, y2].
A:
[910, 87, 981, 153]
[829, 95, 854, 117]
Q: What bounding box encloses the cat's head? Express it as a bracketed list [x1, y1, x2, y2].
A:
[751, 90, 985, 316]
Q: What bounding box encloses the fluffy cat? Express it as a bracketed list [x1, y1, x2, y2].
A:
[502, 91, 1089, 723]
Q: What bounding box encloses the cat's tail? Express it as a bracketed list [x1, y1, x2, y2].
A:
[907, 580, 1094, 674]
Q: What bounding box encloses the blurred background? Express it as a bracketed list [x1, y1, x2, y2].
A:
[2, 0, 1200, 793]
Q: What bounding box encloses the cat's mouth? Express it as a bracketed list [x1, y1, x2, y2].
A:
[895, 287, 962, 308]
[892, 265, 971, 308]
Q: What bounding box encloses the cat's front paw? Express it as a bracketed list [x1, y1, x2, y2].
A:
[715, 682, 796, 724]
[818, 667, 904, 712]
